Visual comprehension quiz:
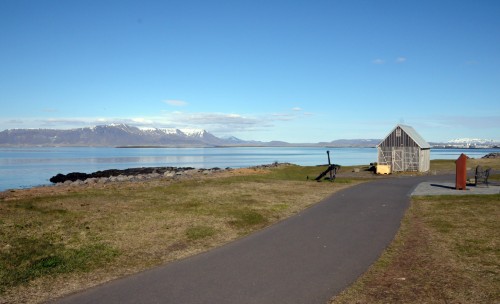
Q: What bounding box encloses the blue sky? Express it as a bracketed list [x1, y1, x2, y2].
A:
[1, 0, 499, 142]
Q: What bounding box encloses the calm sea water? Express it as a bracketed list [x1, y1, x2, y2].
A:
[1, 147, 498, 191]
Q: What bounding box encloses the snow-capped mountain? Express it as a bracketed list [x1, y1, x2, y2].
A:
[3, 124, 496, 148]
[221, 135, 248, 144]
[0, 124, 227, 147]
[444, 138, 499, 148]
[448, 138, 496, 144]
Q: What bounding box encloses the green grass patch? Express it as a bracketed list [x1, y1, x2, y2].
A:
[229, 209, 267, 229]
[0, 236, 119, 293]
[428, 217, 455, 233]
[186, 226, 216, 241]
[264, 164, 356, 183]
[429, 159, 456, 172]
[14, 199, 68, 215]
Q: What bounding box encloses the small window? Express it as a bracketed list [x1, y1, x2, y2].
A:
[396, 128, 401, 137]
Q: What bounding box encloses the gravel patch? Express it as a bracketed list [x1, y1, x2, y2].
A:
[411, 181, 500, 196]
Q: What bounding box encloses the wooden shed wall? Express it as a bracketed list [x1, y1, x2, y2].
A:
[377, 126, 430, 172]
[419, 149, 430, 172]
[378, 146, 423, 172]
[379, 127, 419, 148]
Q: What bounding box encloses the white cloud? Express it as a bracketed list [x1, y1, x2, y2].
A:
[372, 57, 407, 65]
[4, 119, 24, 125]
[0, 117, 153, 130]
[272, 113, 296, 121]
[0, 108, 316, 137]
[172, 112, 261, 127]
[130, 117, 155, 125]
[292, 107, 303, 111]
[163, 99, 188, 106]
[5, 113, 497, 143]
[157, 110, 312, 134]
[39, 118, 99, 128]
[395, 57, 407, 63]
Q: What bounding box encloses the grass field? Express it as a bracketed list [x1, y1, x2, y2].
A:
[330, 155, 500, 304]
[1, 158, 498, 303]
[430, 157, 500, 179]
[330, 194, 500, 303]
[0, 164, 364, 303]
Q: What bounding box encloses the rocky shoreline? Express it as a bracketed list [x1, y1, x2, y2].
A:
[49, 166, 226, 186]
[48, 163, 291, 187]
[482, 152, 500, 159]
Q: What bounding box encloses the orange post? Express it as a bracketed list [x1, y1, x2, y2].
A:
[455, 153, 467, 190]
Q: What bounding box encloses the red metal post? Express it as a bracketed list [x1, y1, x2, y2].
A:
[455, 153, 467, 190]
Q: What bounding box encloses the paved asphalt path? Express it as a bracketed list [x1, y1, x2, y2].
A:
[53, 175, 449, 304]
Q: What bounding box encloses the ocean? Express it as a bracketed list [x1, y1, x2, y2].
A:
[1, 146, 498, 191]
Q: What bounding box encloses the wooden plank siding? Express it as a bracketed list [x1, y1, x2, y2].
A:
[379, 127, 420, 148]
[377, 125, 430, 172]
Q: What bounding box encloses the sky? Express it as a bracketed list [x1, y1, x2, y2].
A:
[1, 0, 499, 143]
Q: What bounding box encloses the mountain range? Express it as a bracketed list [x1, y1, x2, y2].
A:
[0, 124, 498, 148]
[0, 124, 225, 147]
[430, 138, 500, 148]
[0, 124, 380, 147]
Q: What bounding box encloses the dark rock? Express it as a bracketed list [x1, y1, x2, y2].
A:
[50, 172, 90, 183]
[50, 166, 214, 184]
[482, 152, 500, 159]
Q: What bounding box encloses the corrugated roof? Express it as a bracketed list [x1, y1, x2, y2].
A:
[378, 124, 431, 149]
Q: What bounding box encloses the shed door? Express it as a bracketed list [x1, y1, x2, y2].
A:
[392, 149, 404, 172]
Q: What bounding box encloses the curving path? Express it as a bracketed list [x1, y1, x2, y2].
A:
[53, 175, 449, 304]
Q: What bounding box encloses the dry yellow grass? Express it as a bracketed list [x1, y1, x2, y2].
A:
[0, 165, 361, 303]
[4, 158, 497, 304]
[330, 194, 500, 304]
[330, 157, 500, 303]
[429, 156, 500, 175]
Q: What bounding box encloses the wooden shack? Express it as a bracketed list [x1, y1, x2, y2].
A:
[377, 124, 430, 172]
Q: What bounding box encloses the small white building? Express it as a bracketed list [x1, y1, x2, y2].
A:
[377, 124, 430, 172]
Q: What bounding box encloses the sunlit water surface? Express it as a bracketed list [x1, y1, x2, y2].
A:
[1, 147, 497, 191]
